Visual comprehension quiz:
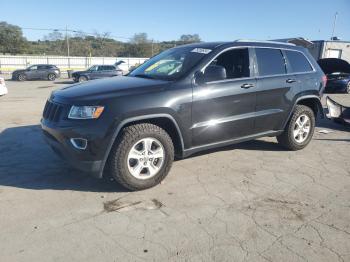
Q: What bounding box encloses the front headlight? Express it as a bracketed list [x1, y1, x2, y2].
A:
[68, 106, 104, 119]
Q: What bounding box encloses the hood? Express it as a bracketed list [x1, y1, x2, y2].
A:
[52, 76, 170, 102]
[318, 58, 350, 74]
[72, 70, 88, 75]
[12, 69, 26, 74]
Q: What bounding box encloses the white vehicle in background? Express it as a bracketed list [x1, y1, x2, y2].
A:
[0, 77, 8, 96]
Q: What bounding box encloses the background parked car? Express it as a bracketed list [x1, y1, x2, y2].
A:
[72, 65, 122, 82]
[12, 64, 60, 81]
[0, 77, 8, 96]
[318, 58, 350, 94]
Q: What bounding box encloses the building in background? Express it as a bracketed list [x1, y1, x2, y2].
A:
[308, 40, 350, 62]
[274, 38, 350, 63]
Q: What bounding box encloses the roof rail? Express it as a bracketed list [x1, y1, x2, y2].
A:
[235, 39, 296, 46]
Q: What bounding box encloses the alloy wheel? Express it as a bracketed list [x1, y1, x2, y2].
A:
[127, 137, 165, 179]
[293, 114, 311, 143]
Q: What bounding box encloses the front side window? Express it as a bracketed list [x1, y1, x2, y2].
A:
[28, 65, 38, 70]
[209, 48, 250, 79]
[88, 65, 98, 71]
[285, 50, 313, 73]
[129, 46, 209, 80]
[255, 48, 286, 76]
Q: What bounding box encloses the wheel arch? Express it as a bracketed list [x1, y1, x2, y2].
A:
[79, 74, 90, 80]
[99, 114, 185, 178]
[282, 95, 323, 129]
[47, 72, 56, 79]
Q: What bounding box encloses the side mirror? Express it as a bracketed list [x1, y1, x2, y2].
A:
[195, 65, 227, 85]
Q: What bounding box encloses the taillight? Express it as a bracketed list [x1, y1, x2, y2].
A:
[322, 75, 327, 87]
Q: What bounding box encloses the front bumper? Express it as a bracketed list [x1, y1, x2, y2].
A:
[41, 119, 110, 177]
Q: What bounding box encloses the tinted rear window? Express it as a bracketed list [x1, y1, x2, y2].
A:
[105, 66, 115, 70]
[255, 48, 286, 76]
[285, 50, 313, 73]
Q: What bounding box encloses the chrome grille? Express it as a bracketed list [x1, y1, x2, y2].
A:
[43, 100, 64, 122]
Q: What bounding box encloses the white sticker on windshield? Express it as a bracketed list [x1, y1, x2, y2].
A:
[191, 48, 212, 54]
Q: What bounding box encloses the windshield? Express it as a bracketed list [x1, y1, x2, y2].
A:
[88, 65, 98, 71]
[129, 46, 210, 80]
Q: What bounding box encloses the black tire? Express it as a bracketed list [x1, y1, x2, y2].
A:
[108, 123, 174, 191]
[78, 76, 88, 82]
[48, 73, 56, 81]
[277, 105, 315, 151]
[17, 74, 26, 81]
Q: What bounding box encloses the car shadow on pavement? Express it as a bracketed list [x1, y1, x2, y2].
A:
[54, 80, 75, 85]
[316, 117, 350, 132]
[186, 117, 349, 159]
[0, 125, 127, 192]
[186, 139, 286, 159]
[314, 138, 350, 142]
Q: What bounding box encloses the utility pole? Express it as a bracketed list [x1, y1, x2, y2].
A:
[66, 25, 70, 69]
[66, 25, 70, 57]
[331, 12, 338, 40]
[151, 40, 154, 56]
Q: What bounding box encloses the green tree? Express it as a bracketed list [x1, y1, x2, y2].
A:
[0, 21, 27, 54]
[44, 30, 64, 41]
[179, 34, 201, 43]
[128, 33, 152, 57]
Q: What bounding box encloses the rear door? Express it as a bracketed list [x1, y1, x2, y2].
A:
[104, 66, 119, 77]
[253, 47, 298, 133]
[191, 47, 257, 147]
[283, 49, 316, 95]
[37, 65, 49, 79]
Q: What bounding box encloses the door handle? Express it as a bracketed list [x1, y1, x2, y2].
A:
[241, 83, 254, 89]
[286, 79, 297, 83]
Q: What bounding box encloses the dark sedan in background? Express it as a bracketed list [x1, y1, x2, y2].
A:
[72, 65, 122, 82]
[12, 64, 60, 81]
[318, 58, 350, 94]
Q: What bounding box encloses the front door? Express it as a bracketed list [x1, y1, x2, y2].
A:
[191, 48, 257, 147]
[25, 65, 39, 79]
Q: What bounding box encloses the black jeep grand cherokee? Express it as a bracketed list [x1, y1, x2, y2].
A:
[41, 40, 326, 191]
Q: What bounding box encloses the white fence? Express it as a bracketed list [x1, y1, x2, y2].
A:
[0, 55, 148, 73]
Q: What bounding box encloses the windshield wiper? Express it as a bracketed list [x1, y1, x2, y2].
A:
[133, 74, 155, 79]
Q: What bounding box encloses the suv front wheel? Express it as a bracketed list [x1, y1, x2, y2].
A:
[78, 76, 88, 82]
[108, 123, 174, 191]
[277, 105, 315, 150]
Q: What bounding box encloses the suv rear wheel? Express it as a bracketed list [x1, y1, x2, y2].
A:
[108, 123, 174, 191]
[277, 105, 315, 150]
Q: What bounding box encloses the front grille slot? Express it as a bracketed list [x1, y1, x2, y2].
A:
[43, 100, 64, 122]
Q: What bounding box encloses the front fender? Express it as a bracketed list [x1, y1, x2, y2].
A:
[97, 113, 185, 178]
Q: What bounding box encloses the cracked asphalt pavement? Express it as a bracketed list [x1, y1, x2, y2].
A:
[0, 79, 349, 261]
